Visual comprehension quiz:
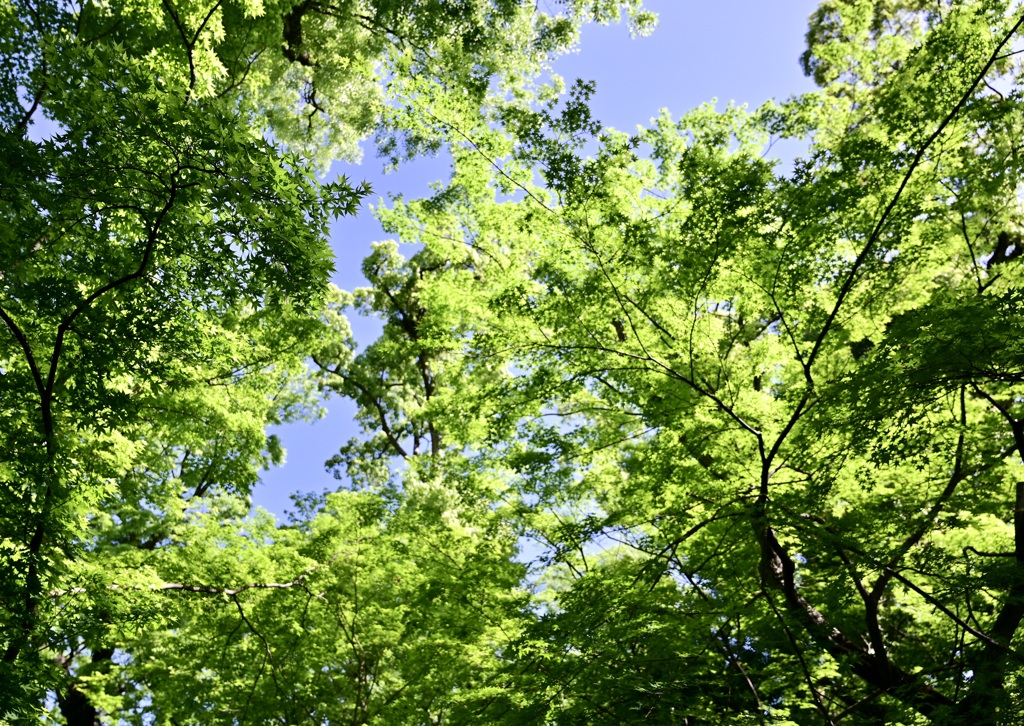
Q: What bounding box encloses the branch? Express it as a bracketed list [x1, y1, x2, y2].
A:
[231, 592, 285, 699]
[160, 0, 196, 97]
[753, 522, 953, 719]
[964, 546, 1016, 558]
[761, 585, 838, 725]
[882, 565, 1024, 667]
[17, 83, 46, 131]
[0, 306, 47, 431]
[972, 383, 1024, 465]
[51, 552, 343, 599]
[15, 2, 48, 131]
[870, 386, 968, 603]
[313, 356, 409, 458]
[629, 507, 744, 589]
[803, 11, 1024, 376]
[158, 0, 224, 100]
[54, 580, 307, 597]
[46, 183, 179, 412]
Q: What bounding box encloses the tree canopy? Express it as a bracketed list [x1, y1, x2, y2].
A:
[4, 0, 1024, 724]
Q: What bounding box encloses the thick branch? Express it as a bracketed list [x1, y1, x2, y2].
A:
[753, 521, 952, 719]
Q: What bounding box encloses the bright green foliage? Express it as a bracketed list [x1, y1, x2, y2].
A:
[71, 485, 524, 723]
[325, 1, 1024, 722]
[13, 0, 1024, 723]
[0, 0, 649, 721]
[0, 36, 349, 718]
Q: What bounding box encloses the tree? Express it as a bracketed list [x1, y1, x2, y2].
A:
[327, 1, 1024, 722]
[0, 0, 652, 720]
[18, 0, 1024, 723]
[67, 485, 525, 723]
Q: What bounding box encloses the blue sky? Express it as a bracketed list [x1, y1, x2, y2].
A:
[253, 0, 822, 518]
